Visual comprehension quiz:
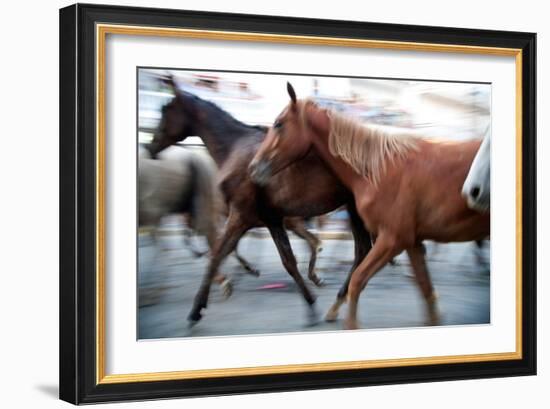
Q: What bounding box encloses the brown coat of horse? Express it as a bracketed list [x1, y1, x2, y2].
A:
[249, 83, 490, 330]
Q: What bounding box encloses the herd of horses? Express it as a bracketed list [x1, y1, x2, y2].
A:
[141, 76, 490, 331]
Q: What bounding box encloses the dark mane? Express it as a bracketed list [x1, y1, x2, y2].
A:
[172, 89, 266, 164]
[180, 89, 266, 135]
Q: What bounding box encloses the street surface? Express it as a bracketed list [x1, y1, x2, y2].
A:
[138, 227, 490, 339]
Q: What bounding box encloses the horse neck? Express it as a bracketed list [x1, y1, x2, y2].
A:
[308, 117, 364, 193]
[192, 102, 256, 166]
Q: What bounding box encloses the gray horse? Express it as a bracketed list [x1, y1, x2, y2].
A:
[138, 146, 257, 305]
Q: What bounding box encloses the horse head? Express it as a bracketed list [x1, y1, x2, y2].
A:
[461, 129, 490, 212]
[249, 82, 321, 185]
[147, 74, 199, 159]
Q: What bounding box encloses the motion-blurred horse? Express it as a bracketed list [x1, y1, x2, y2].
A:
[250, 83, 489, 330]
[147, 76, 372, 327]
[139, 146, 257, 299]
[462, 128, 490, 212]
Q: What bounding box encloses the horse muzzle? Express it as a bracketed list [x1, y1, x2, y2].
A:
[249, 159, 272, 186]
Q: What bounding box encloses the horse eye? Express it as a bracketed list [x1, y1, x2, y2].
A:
[274, 121, 283, 129]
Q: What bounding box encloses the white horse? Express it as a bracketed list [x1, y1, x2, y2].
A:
[462, 128, 490, 212]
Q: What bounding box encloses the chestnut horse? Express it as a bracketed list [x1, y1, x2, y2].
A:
[249, 83, 490, 330]
[147, 77, 373, 327]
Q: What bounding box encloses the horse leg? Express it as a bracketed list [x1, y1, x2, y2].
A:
[474, 239, 488, 267]
[181, 213, 208, 258]
[183, 232, 209, 258]
[188, 212, 249, 325]
[233, 245, 260, 277]
[267, 223, 318, 326]
[406, 244, 440, 325]
[203, 221, 234, 298]
[326, 204, 372, 322]
[204, 215, 259, 284]
[285, 217, 324, 287]
[345, 234, 400, 330]
[139, 227, 163, 307]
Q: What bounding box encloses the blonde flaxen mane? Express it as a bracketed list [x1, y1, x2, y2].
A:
[303, 101, 418, 185]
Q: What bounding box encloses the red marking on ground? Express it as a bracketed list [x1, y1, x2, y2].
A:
[256, 283, 287, 290]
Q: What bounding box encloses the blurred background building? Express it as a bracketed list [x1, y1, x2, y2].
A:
[138, 69, 490, 145]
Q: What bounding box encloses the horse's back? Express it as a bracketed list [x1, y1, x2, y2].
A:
[138, 146, 219, 228]
[361, 138, 488, 243]
[409, 138, 489, 241]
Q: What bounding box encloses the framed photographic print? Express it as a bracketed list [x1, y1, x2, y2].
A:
[59, 3, 536, 404]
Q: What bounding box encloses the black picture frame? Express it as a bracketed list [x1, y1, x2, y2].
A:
[60, 3, 536, 404]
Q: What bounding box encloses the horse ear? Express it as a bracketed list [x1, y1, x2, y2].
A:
[161, 74, 179, 96]
[287, 82, 297, 105]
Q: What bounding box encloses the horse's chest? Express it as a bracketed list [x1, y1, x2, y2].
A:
[356, 186, 383, 218]
[355, 186, 411, 236]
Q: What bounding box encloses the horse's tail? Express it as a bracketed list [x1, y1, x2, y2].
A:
[187, 152, 221, 242]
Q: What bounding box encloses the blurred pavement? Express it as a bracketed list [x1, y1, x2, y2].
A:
[138, 231, 490, 339]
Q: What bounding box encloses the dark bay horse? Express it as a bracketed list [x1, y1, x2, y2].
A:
[249, 83, 490, 330]
[147, 77, 372, 327]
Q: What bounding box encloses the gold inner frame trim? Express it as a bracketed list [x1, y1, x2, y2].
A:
[96, 23, 523, 385]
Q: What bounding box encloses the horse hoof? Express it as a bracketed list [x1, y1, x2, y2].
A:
[343, 319, 359, 330]
[309, 276, 325, 287]
[246, 268, 260, 277]
[325, 308, 339, 322]
[427, 312, 441, 326]
[187, 310, 203, 325]
[306, 306, 320, 327]
[426, 317, 440, 326]
[221, 279, 233, 298]
[181, 326, 194, 337]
